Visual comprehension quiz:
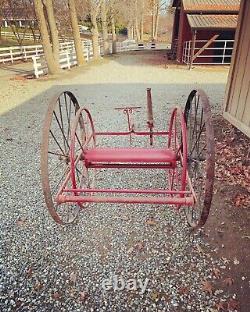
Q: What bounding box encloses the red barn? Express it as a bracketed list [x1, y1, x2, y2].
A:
[171, 0, 240, 66]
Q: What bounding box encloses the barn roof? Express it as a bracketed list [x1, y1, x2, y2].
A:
[182, 0, 240, 13]
[187, 14, 238, 30]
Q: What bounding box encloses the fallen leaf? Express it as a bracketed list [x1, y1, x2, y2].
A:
[223, 277, 234, 287]
[79, 291, 88, 302]
[215, 301, 227, 311]
[202, 280, 214, 295]
[69, 272, 77, 284]
[146, 218, 157, 226]
[196, 244, 204, 254]
[213, 268, 221, 278]
[227, 298, 239, 310]
[52, 292, 60, 300]
[127, 247, 134, 254]
[179, 286, 189, 295]
[151, 290, 159, 301]
[134, 241, 144, 251]
[121, 215, 129, 221]
[26, 267, 33, 278]
[34, 281, 43, 291]
[16, 218, 26, 226]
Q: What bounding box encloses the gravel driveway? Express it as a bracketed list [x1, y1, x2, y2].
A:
[0, 52, 232, 311]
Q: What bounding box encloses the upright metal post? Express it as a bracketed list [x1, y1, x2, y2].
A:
[189, 30, 197, 70]
[147, 88, 154, 145]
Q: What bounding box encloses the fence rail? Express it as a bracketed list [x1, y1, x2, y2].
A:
[0, 40, 91, 64]
[116, 41, 170, 52]
[182, 40, 234, 65]
[33, 41, 93, 78]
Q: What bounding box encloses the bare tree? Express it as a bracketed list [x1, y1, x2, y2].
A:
[86, 0, 102, 59]
[110, 8, 117, 53]
[0, 0, 5, 40]
[68, 0, 85, 65]
[44, 0, 60, 63]
[34, 0, 61, 74]
[101, 0, 109, 55]
[149, 0, 162, 41]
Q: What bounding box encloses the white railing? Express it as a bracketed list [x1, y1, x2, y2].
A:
[116, 41, 171, 52]
[0, 40, 91, 64]
[32, 41, 93, 78]
[0, 45, 44, 63]
[182, 40, 234, 65]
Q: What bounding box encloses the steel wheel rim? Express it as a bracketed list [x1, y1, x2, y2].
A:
[184, 89, 215, 228]
[41, 91, 81, 224]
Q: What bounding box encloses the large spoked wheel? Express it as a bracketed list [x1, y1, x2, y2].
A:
[184, 89, 215, 229]
[41, 91, 81, 224]
[70, 107, 96, 196]
[167, 107, 187, 197]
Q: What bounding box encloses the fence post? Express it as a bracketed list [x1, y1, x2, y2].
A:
[222, 40, 227, 64]
[10, 48, 14, 63]
[32, 56, 39, 78]
[24, 46, 27, 60]
[66, 51, 71, 69]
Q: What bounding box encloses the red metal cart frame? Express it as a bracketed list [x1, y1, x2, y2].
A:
[41, 88, 215, 229]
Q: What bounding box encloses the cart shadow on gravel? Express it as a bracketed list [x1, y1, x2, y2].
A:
[1, 82, 247, 311]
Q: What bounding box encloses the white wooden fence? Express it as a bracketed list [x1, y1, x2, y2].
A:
[116, 41, 170, 52]
[0, 40, 90, 64]
[33, 42, 93, 78]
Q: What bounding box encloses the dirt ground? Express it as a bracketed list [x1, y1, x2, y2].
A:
[206, 116, 250, 311]
[0, 51, 249, 311]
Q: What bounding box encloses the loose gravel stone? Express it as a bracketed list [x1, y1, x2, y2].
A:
[0, 52, 230, 311]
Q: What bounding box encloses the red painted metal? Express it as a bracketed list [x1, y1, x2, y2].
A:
[168, 107, 188, 194]
[70, 107, 96, 194]
[95, 131, 169, 136]
[42, 88, 215, 228]
[147, 88, 154, 145]
[84, 148, 176, 164]
[62, 188, 192, 195]
[86, 163, 174, 169]
[58, 194, 195, 205]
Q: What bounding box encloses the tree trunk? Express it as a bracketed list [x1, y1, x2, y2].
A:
[135, 18, 140, 42]
[68, 0, 85, 65]
[140, 20, 144, 41]
[44, 0, 60, 64]
[151, 4, 155, 41]
[128, 23, 133, 40]
[111, 15, 117, 54]
[101, 0, 109, 55]
[140, 0, 144, 42]
[154, 2, 160, 40]
[91, 11, 100, 59]
[34, 0, 61, 74]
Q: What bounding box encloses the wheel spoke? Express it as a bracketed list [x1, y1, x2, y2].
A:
[51, 165, 69, 196]
[41, 91, 82, 224]
[189, 123, 205, 157]
[53, 111, 70, 152]
[48, 151, 66, 157]
[184, 90, 215, 228]
[49, 130, 66, 156]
